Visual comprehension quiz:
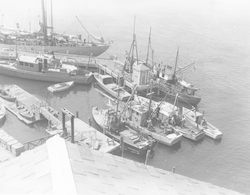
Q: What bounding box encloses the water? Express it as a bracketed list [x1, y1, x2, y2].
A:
[1, 0, 250, 194]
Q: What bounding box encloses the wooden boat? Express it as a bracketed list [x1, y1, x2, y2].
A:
[16, 103, 34, 120]
[94, 73, 131, 101]
[126, 95, 183, 146]
[0, 54, 93, 84]
[47, 81, 74, 93]
[0, 100, 6, 122]
[0, 88, 16, 101]
[133, 95, 204, 142]
[181, 107, 223, 139]
[92, 106, 155, 156]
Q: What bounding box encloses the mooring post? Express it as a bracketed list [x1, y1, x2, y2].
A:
[172, 166, 175, 173]
[76, 111, 79, 118]
[120, 137, 124, 158]
[62, 112, 66, 137]
[145, 150, 150, 165]
[71, 115, 75, 143]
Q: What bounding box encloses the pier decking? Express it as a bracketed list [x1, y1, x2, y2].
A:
[46, 118, 120, 153]
[0, 85, 62, 125]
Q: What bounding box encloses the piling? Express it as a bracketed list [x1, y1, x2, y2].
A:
[71, 115, 75, 143]
[172, 166, 175, 173]
[62, 112, 67, 137]
[120, 136, 124, 158]
[145, 150, 151, 165]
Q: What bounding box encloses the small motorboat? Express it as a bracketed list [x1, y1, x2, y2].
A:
[182, 107, 223, 139]
[47, 81, 74, 93]
[0, 88, 16, 101]
[94, 73, 131, 101]
[16, 102, 34, 120]
[0, 100, 6, 122]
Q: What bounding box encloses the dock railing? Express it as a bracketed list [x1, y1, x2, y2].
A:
[23, 135, 54, 151]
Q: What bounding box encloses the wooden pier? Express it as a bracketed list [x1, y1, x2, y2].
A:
[46, 118, 120, 153]
[0, 84, 62, 125]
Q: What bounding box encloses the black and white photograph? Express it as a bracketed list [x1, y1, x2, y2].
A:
[0, 0, 249, 194]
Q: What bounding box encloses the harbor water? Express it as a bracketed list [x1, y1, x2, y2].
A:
[1, 0, 250, 194]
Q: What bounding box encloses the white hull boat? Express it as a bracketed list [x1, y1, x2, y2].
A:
[48, 81, 74, 93]
[182, 107, 223, 139]
[94, 73, 130, 101]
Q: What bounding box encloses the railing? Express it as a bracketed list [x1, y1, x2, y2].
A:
[23, 135, 54, 151]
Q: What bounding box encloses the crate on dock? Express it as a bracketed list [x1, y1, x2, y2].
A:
[7, 139, 19, 152]
[11, 142, 24, 156]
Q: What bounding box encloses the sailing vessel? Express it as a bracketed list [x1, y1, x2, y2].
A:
[94, 73, 130, 101]
[47, 81, 74, 93]
[0, 0, 110, 57]
[0, 53, 93, 84]
[181, 107, 223, 139]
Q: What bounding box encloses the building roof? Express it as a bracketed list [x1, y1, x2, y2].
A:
[0, 135, 243, 195]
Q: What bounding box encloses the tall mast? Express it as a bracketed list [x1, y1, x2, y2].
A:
[173, 47, 179, 77]
[41, 0, 48, 44]
[146, 27, 151, 66]
[51, 0, 53, 33]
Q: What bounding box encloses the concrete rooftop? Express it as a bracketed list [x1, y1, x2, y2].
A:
[0, 135, 243, 195]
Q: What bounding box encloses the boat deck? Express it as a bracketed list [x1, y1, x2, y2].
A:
[46, 118, 120, 153]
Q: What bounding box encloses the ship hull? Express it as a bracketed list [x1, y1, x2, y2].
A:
[0, 64, 93, 84]
[0, 43, 110, 57]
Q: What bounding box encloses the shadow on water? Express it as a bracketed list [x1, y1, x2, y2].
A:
[205, 136, 222, 145]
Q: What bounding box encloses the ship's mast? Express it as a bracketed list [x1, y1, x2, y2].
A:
[41, 0, 48, 44]
[145, 27, 152, 66]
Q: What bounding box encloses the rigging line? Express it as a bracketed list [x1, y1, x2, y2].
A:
[89, 10, 103, 38]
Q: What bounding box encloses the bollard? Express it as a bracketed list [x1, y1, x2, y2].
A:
[172, 166, 175, 173]
[145, 150, 150, 165]
[120, 137, 124, 158]
[76, 111, 79, 118]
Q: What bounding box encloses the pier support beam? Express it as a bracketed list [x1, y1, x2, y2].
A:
[61, 107, 75, 143]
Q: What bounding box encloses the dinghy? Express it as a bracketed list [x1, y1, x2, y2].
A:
[16, 102, 34, 120]
[47, 81, 74, 93]
[0, 88, 16, 101]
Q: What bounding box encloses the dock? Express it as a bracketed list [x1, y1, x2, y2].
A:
[0, 85, 62, 125]
[46, 118, 120, 153]
[0, 129, 24, 157]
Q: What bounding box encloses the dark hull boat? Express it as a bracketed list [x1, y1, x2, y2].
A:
[92, 106, 155, 156]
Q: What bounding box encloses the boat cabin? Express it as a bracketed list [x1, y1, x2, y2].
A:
[126, 101, 150, 127]
[99, 74, 115, 85]
[16, 54, 59, 72]
[182, 107, 203, 124]
[132, 62, 150, 86]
